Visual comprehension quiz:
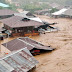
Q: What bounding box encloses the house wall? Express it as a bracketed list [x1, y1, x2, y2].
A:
[0, 45, 11, 57]
[4, 25, 35, 36]
[11, 26, 34, 36]
[14, 26, 34, 33]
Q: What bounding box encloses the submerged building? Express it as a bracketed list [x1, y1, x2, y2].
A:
[2, 37, 55, 55]
[0, 48, 39, 72]
[1, 15, 43, 37]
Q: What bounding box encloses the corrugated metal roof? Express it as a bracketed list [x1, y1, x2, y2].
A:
[29, 17, 42, 23]
[14, 11, 33, 18]
[52, 8, 68, 15]
[2, 37, 55, 51]
[0, 48, 39, 72]
[1, 16, 43, 28]
[14, 11, 42, 22]
[19, 37, 54, 50]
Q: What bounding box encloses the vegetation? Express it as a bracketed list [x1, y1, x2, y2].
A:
[0, 0, 18, 11]
[20, 3, 51, 13]
[0, 6, 4, 9]
[14, 0, 72, 5]
[50, 8, 58, 13]
[7, 4, 18, 11]
[10, 0, 72, 13]
[0, 0, 72, 13]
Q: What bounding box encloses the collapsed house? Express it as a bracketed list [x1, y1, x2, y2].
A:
[37, 21, 59, 34]
[2, 37, 55, 55]
[0, 9, 17, 19]
[0, 48, 39, 72]
[42, 21, 57, 25]
[0, 16, 43, 37]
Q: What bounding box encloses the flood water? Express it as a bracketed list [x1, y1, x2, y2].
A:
[0, 16, 72, 72]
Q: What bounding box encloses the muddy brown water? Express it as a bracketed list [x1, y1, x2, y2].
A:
[0, 15, 72, 72]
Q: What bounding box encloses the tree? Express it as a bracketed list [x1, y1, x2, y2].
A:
[0, 6, 4, 9]
[7, 4, 18, 11]
[50, 8, 58, 13]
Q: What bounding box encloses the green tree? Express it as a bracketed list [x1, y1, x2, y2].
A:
[7, 4, 18, 11]
[50, 8, 58, 13]
[0, 6, 4, 9]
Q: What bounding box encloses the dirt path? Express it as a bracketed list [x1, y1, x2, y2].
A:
[30, 15, 72, 72]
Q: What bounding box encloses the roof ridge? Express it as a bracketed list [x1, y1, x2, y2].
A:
[0, 47, 27, 60]
[17, 38, 35, 47]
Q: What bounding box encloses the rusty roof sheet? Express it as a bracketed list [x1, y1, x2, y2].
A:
[1, 16, 43, 28]
[0, 9, 17, 16]
[2, 37, 55, 51]
[0, 48, 39, 72]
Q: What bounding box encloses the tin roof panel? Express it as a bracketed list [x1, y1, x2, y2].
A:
[0, 48, 38, 72]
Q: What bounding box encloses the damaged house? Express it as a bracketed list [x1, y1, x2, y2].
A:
[0, 48, 39, 72]
[38, 22, 59, 34]
[1, 15, 43, 37]
[14, 11, 42, 22]
[2, 37, 55, 55]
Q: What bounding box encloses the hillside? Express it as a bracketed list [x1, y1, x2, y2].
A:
[0, 0, 72, 13]
[10, 0, 72, 5]
[0, 0, 72, 5]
